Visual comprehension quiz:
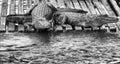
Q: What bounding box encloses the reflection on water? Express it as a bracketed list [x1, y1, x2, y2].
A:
[0, 30, 120, 50]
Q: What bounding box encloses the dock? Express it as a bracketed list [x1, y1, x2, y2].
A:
[0, 0, 120, 32]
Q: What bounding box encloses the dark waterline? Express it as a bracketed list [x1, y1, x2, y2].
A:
[0, 30, 120, 49]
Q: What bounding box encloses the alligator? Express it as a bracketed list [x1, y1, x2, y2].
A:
[56, 8, 88, 13]
[30, 0, 88, 31]
[52, 11, 118, 31]
[85, 14, 118, 30]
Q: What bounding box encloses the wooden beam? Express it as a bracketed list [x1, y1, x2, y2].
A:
[33, 0, 39, 5]
[57, 0, 66, 8]
[49, 0, 59, 8]
[99, 1, 109, 15]
[64, 0, 74, 8]
[90, 0, 100, 15]
[27, 0, 32, 8]
[85, 0, 96, 14]
[0, 0, 2, 31]
[78, 0, 90, 14]
[15, 0, 19, 14]
[18, 0, 23, 14]
[109, 0, 120, 16]
[23, 0, 28, 13]
[1, 0, 8, 16]
[92, 0, 106, 14]
[10, 0, 16, 14]
[45, 0, 49, 2]
[0, 0, 8, 31]
[101, 0, 116, 16]
[7, 0, 11, 15]
[71, 0, 82, 9]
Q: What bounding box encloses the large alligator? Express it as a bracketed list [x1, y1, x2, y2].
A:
[52, 11, 118, 31]
[30, 0, 89, 31]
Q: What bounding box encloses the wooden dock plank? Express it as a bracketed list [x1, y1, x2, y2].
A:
[49, 0, 59, 8]
[64, 0, 74, 8]
[85, 0, 96, 14]
[26, 0, 33, 13]
[0, 0, 2, 31]
[18, 0, 23, 14]
[57, 0, 66, 8]
[27, 0, 32, 8]
[89, 0, 100, 15]
[109, 0, 120, 16]
[33, 0, 39, 5]
[0, 0, 8, 31]
[15, 0, 19, 14]
[23, 0, 29, 13]
[1, 0, 8, 16]
[99, 1, 109, 15]
[101, 0, 116, 16]
[92, 0, 106, 14]
[87, 0, 100, 15]
[71, 0, 82, 9]
[45, 0, 49, 2]
[7, 0, 11, 15]
[78, 0, 90, 14]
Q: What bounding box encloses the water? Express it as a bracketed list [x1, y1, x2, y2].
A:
[0, 30, 120, 50]
[1, 30, 120, 64]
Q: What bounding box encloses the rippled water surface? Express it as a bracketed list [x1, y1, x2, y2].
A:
[1, 31, 120, 48]
[1, 30, 120, 64]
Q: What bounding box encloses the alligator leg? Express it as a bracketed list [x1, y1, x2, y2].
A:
[62, 25, 66, 32]
[98, 26, 101, 30]
[53, 25, 58, 32]
[81, 26, 84, 30]
[14, 23, 19, 32]
[5, 22, 9, 33]
[71, 25, 76, 30]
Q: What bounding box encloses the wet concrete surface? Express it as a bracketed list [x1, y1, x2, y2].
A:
[1, 30, 120, 64]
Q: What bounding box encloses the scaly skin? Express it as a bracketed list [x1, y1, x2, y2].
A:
[31, 1, 88, 31]
[56, 8, 88, 13]
[52, 12, 88, 31]
[52, 12, 118, 31]
[31, 1, 57, 30]
[85, 14, 118, 29]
